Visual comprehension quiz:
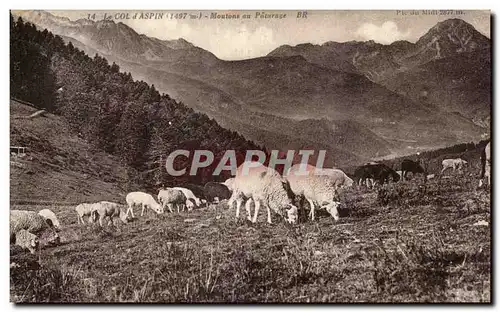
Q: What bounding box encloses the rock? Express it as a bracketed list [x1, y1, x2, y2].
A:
[473, 220, 489, 226]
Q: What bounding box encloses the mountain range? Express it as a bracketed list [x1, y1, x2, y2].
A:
[13, 10, 491, 165]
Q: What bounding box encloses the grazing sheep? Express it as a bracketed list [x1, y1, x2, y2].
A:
[401, 159, 426, 181]
[319, 168, 354, 189]
[13, 229, 39, 254]
[75, 203, 96, 224]
[354, 163, 399, 187]
[441, 158, 468, 173]
[38, 209, 61, 230]
[180, 184, 206, 200]
[480, 142, 491, 187]
[158, 188, 187, 213]
[204, 182, 231, 203]
[172, 187, 202, 207]
[91, 201, 128, 227]
[126, 192, 164, 218]
[231, 161, 298, 224]
[285, 164, 342, 221]
[10, 210, 59, 246]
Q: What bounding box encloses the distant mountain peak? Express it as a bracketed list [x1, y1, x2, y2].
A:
[415, 18, 489, 54]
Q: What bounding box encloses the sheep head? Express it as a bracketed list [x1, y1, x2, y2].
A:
[154, 203, 164, 214]
[29, 236, 40, 253]
[286, 205, 298, 224]
[119, 209, 129, 224]
[322, 201, 340, 221]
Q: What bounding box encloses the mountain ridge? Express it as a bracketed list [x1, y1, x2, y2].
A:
[13, 10, 489, 163]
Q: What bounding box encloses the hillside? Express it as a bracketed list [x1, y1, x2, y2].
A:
[381, 50, 491, 122]
[10, 15, 263, 188]
[10, 99, 135, 203]
[11, 157, 491, 302]
[267, 19, 491, 126]
[113, 59, 395, 165]
[118, 53, 483, 157]
[268, 40, 404, 82]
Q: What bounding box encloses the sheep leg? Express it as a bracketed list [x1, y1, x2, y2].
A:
[236, 199, 243, 219]
[126, 204, 135, 218]
[266, 205, 272, 224]
[252, 199, 260, 223]
[167, 203, 173, 213]
[245, 199, 253, 222]
[177, 203, 180, 213]
[141, 204, 146, 217]
[98, 215, 104, 227]
[307, 199, 316, 221]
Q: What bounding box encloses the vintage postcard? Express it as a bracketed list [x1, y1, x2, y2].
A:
[10, 9, 491, 303]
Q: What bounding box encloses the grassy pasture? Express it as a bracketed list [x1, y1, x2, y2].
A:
[10, 169, 490, 303]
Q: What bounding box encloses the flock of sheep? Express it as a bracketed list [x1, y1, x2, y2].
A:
[10, 141, 491, 255]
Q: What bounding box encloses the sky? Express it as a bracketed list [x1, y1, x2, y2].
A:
[49, 10, 490, 60]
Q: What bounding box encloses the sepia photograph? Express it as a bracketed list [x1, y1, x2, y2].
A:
[9, 8, 491, 303]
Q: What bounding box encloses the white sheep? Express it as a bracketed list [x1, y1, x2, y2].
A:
[13, 229, 39, 254]
[158, 188, 187, 213]
[126, 191, 164, 218]
[91, 201, 128, 226]
[38, 208, 61, 229]
[285, 164, 342, 221]
[319, 168, 354, 188]
[172, 187, 202, 207]
[75, 203, 96, 224]
[10, 210, 59, 246]
[441, 158, 468, 173]
[231, 161, 298, 224]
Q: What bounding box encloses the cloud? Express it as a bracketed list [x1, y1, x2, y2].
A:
[126, 19, 274, 60]
[207, 25, 276, 60]
[355, 21, 410, 44]
[128, 18, 192, 41]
